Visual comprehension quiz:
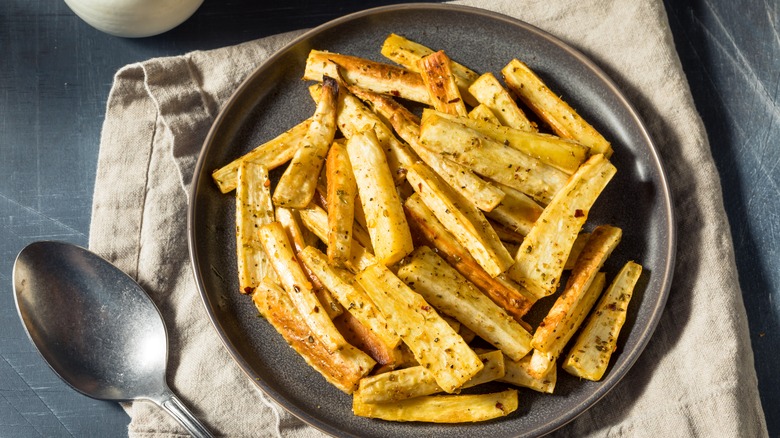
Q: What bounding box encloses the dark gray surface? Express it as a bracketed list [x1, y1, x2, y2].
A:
[0, 0, 776, 437]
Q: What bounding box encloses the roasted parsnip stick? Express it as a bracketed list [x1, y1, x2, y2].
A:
[508, 154, 616, 298]
[212, 118, 311, 193]
[532, 225, 622, 353]
[502, 59, 612, 157]
[235, 161, 275, 294]
[353, 389, 518, 423]
[355, 350, 504, 403]
[404, 193, 536, 319]
[347, 129, 414, 266]
[259, 222, 347, 353]
[468, 72, 535, 132]
[397, 246, 533, 361]
[562, 261, 642, 381]
[406, 162, 514, 277]
[355, 263, 483, 393]
[251, 280, 374, 394]
[273, 77, 338, 208]
[418, 50, 468, 116]
[326, 142, 357, 267]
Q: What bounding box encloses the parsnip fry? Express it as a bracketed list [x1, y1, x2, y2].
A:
[273, 77, 338, 208]
[347, 129, 414, 266]
[355, 350, 504, 404]
[419, 112, 569, 204]
[276, 206, 343, 319]
[484, 182, 543, 236]
[502, 59, 612, 157]
[298, 246, 401, 351]
[352, 389, 518, 423]
[406, 162, 513, 277]
[563, 261, 642, 381]
[304, 50, 430, 104]
[326, 142, 357, 266]
[404, 193, 535, 319]
[428, 110, 588, 174]
[212, 118, 311, 193]
[500, 353, 556, 394]
[398, 247, 533, 361]
[298, 204, 377, 272]
[533, 225, 622, 353]
[251, 281, 374, 394]
[418, 50, 468, 116]
[310, 83, 418, 179]
[380, 33, 479, 106]
[565, 233, 592, 270]
[235, 161, 275, 294]
[508, 154, 616, 298]
[527, 272, 607, 378]
[333, 310, 401, 369]
[355, 264, 483, 392]
[259, 222, 347, 353]
[468, 72, 535, 132]
[348, 86, 505, 211]
[468, 103, 501, 125]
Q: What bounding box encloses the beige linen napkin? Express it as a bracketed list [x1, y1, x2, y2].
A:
[89, 1, 768, 436]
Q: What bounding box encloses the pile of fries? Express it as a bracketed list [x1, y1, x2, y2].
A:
[212, 33, 643, 423]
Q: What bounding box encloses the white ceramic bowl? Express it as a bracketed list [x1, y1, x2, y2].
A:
[64, 0, 204, 38]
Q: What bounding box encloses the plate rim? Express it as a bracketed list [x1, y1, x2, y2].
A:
[188, 3, 677, 437]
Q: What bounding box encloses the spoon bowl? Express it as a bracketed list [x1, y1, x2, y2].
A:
[13, 241, 213, 438]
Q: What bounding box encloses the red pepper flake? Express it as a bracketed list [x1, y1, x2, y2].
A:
[574, 209, 584, 218]
[263, 179, 271, 188]
[496, 402, 505, 411]
[421, 305, 431, 311]
[242, 286, 255, 294]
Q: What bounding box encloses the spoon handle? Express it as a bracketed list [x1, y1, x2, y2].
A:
[158, 389, 215, 438]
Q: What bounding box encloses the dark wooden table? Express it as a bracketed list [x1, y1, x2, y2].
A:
[1, 1, 777, 436]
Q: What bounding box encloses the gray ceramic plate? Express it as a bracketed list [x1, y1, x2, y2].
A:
[189, 4, 675, 437]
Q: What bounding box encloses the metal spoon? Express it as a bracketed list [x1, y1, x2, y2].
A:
[13, 241, 214, 438]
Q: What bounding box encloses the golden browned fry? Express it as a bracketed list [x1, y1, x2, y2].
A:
[404, 193, 536, 319]
[298, 246, 401, 351]
[259, 222, 348, 353]
[428, 110, 588, 175]
[562, 261, 642, 381]
[418, 50, 468, 116]
[297, 203, 377, 273]
[484, 182, 544, 236]
[397, 246, 533, 361]
[273, 76, 338, 208]
[418, 111, 569, 204]
[355, 350, 504, 403]
[468, 72, 535, 132]
[333, 307, 401, 369]
[275, 206, 343, 319]
[380, 33, 480, 106]
[527, 272, 606, 378]
[355, 263, 483, 393]
[325, 142, 357, 267]
[304, 50, 431, 104]
[352, 389, 518, 423]
[347, 129, 414, 266]
[502, 59, 612, 157]
[347, 85, 505, 211]
[212, 118, 311, 193]
[309, 83, 418, 181]
[508, 154, 616, 298]
[499, 352, 557, 394]
[468, 103, 501, 125]
[251, 280, 374, 394]
[534, 226, 622, 352]
[235, 161, 275, 295]
[565, 232, 592, 270]
[406, 162, 514, 277]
